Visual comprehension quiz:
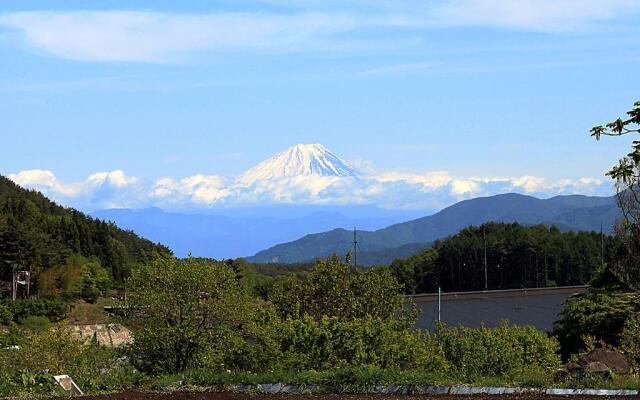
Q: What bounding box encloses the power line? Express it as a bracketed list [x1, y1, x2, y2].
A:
[483, 226, 488, 291]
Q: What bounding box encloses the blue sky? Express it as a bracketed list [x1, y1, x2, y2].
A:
[1, 0, 639, 211]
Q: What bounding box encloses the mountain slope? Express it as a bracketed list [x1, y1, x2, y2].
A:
[92, 206, 422, 259]
[239, 143, 357, 185]
[248, 193, 619, 264]
[0, 175, 172, 282]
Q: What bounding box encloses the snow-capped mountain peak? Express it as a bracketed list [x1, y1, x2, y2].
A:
[239, 144, 357, 185]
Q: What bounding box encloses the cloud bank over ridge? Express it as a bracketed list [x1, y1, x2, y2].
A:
[7, 167, 611, 212]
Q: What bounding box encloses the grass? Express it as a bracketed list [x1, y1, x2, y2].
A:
[144, 367, 571, 393]
[1, 365, 638, 397]
[556, 374, 640, 390]
[67, 297, 116, 325]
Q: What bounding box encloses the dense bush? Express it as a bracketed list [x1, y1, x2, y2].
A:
[124, 257, 254, 374]
[0, 299, 66, 322]
[0, 304, 13, 325]
[221, 304, 285, 372]
[20, 315, 51, 332]
[0, 324, 135, 396]
[554, 291, 640, 358]
[278, 315, 448, 372]
[435, 322, 562, 380]
[621, 314, 640, 370]
[38, 255, 111, 302]
[269, 255, 414, 323]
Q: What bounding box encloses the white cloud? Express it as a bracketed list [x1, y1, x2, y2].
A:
[0, 11, 357, 62]
[87, 169, 139, 188]
[436, 0, 640, 32]
[8, 168, 145, 209]
[510, 175, 546, 193]
[8, 169, 80, 197]
[1, 2, 639, 62]
[375, 170, 453, 190]
[450, 179, 481, 196]
[7, 167, 612, 212]
[151, 175, 231, 205]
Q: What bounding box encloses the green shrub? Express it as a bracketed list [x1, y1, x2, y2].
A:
[0, 299, 66, 322]
[554, 291, 640, 358]
[20, 315, 50, 332]
[621, 314, 640, 370]
[0, 323, 134, 396]
[269, 255, 415, 323]
[278, 315, 448, 371]
[124, 257, 254, 374]
[0, 304, 13, 325]
[435, 321, 562, 380]
[221, 304, 285, 372]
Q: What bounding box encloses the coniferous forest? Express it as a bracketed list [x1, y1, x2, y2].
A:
[386, 223, 616, 295]
[0, 175, 172, 298]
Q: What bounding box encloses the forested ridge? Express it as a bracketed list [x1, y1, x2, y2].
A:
[0, 174, 172, 294]
[387, 222, 615, 294]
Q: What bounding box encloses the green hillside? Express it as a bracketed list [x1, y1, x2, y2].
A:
[0, 175, 172, 297]
[386, 222, 616, 294]
[249, 193, 619, 264]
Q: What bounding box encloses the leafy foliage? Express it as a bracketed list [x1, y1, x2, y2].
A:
[269, 255, 413, 322]
[20, 315, 51, 332]
[387, 222, 613, 294]
[0, 174, 172, 295]
[591, 100, 640, 289]
[0, 323, 135, 396]
[621, 314, 640, 370]
[552, 101, 640, 364]
[38, 255, 111, 302]
[554, 291, 640, 358]
[278, 315, 447, 371]
[0, 304, 13, 325]
[0, 298, 65, 322]
[123, 257, 254, 374]
[387, 248, 438, 294]
[435, 321, 561, 380]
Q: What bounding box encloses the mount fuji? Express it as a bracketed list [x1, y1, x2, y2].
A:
[88, 143, 618, 262]
[239, 144, 358, 185]
[92, 144, 423, 258]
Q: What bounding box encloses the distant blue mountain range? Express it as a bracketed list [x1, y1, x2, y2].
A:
[248, 193, 620, 265]
[93, 193, 620, 265]
[91, 205, 428, 259]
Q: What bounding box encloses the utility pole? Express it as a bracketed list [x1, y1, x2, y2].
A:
[353, 227, 358, 268]
[600, 223, 604, 269]
[437, 287, 441, 323]
[26, 268, 31, 298]
[11, 263, 16, 301]
[483, 226, 488, 290]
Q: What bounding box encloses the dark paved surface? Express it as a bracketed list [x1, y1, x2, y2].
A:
[414, 286, 588, 332]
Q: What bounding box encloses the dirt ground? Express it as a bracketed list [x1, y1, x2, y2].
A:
[75, 391, 640, 400]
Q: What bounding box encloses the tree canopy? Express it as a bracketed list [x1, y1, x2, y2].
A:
[590, 100, 640, 290]
[387, 222, 613, 294]
[0, 174, 172, 299]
